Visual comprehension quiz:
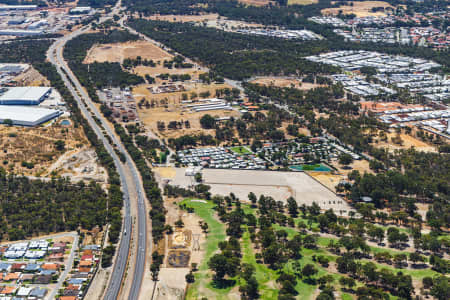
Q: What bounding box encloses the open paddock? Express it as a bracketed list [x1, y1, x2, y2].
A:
[83, 40, 173, 64]
[322, 1, 395, 17]
[250, 77, 324, 90]
[166, 168, 353, 215]
[146, 13, 220, 22]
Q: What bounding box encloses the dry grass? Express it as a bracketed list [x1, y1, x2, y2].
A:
[331, 159, 372, 176]
[133, 65, 203, 83]
[322, 1, 394, 17]
[134, 82, 240, 139]
[13, 67, 49, 86]
[372, 131, 437, 153]
[250, 77, 324, 90]
[288, 0, 318, 5]
[0, 122, 88, 176]
[146, 13, 220, 22]
[83, 40, 173, 64]
[308, 172, 344, 192]
[237, 0, 275, 6]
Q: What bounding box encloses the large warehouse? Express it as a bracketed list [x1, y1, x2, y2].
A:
[0, 106, 62, 126]
[0, 87, 52, 105]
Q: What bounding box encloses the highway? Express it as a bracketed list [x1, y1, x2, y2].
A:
[47, 2, 149, 299]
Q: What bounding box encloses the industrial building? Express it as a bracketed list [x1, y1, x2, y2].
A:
[0, 87, 52, 105]
[0, 29, 43, 36]
[0, 5, 37, 11]
[0, 106, 62, 126]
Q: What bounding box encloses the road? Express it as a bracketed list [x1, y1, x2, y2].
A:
[47, 232, 79, 300]
[47, 2, 149, 299]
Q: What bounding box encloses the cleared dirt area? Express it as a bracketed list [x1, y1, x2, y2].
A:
[372, 131, 437, 153]
[288, 0, 318, 5]
[250, 77, 324, 90]
[134, 83, 240, 140]
[13, 66, 49, 86]
[237, 0, 275, 6]
[44, 147, 107, 183]
[133, 65, 201, 82]
[83, 40, 173, 64]
[0, 121, 89, 176]
[165, 168, 353, 215]
[308, 171, 345, 192]
[147, 13, 220, 22]
[322, 1, 394, 17]
[331, 158, 372, 176]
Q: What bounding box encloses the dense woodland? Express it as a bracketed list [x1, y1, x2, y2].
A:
[127, 19, 340, 80]
[0, 171, 107, 240]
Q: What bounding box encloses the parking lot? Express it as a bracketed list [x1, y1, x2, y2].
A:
[166, 168, 353, 215]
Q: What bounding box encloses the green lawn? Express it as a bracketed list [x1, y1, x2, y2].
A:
[241, 229, 279, 299]
[230, 146, 252, 155]
[180, 199, 229, 299]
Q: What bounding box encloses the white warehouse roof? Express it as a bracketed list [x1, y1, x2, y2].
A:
[0, 105, 62, 126]
[0, 87, 51, 105]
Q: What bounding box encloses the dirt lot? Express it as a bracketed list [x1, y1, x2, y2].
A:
[44, 147, 108, 183]
[165, 168, 353, 215]
[308, 171, 345, 192]
[372, 131, 437, 153]
[331, 158, 372, 176]
[0, 121, 89, 176]
[84, 40, 173, 64]
[133, 65, 202, 82]
[13, 66, 49, 86]
[288, 0, 318, 5]
[147, 13, 220, 22]
[322, 1, 394, 17]
[237, 0, 275, 6]
[250, 77, 324, 90]
[134, 83, 240, 140]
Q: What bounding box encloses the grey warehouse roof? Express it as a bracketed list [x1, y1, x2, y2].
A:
[0, 87, 51, 104]
[0, 105, 62, 126]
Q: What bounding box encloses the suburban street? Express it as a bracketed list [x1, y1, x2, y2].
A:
[46, 2, 150, 299]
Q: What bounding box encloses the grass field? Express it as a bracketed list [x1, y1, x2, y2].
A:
[183, 202, 439, 299]
[180, 199, 228, 299]
[230, 146, 252, 155]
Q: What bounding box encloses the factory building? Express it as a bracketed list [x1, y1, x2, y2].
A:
[0, 5, 37, 11]
[0, 87, 52, 105]
[0, 29, 43, 36]
[0, 106, 62, 126]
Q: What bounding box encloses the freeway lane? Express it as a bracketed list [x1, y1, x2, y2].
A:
[47, 6, 149, 299]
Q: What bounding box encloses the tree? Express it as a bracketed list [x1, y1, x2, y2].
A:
[185, 271, 195, 283]
[208, 253, 239, 281]
[302, 264, 318, 280]
[339, 276, 355, 290]
[200, 114, 216, 129]
[2, 119, 13, 126]
[287, 197, 298, 218]
[194, 172, 202, 183]
[240, 276, 259, 300]
[248, 192, 257, 207]
[338, 153, 353, 166]
[54, 140, 66, 151]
